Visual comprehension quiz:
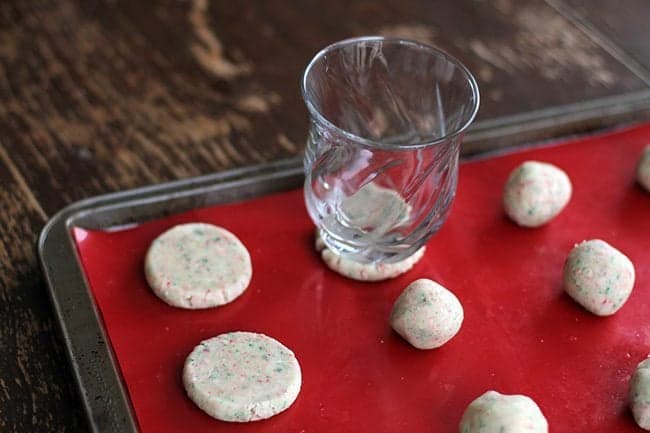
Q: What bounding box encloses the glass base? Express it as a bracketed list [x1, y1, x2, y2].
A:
[317, 227, 425, 265]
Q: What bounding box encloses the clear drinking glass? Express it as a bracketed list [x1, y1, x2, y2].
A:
[302, 36, 479, 264]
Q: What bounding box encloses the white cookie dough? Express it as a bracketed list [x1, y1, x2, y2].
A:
[637, 146, 650, 192]
[316, 232, 425, 281]
[314, 181, 423, 281]
[459, 390, 548, 433]
[390, 278, 463, 349]
[563, 239, 635, 316]
[145, 223, 252, 309]
[340, 182, 411, 237]
[630, 358, 650, 430]
[183, 332, 301, 422]
[503, 161, 572, 227]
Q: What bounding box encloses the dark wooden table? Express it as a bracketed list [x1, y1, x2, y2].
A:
[1, 1, 649, 431]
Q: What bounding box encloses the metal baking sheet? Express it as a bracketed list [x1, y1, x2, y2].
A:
[38, 122, 650, 433]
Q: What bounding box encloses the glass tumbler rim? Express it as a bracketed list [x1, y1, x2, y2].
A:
[301, 35, 480, 150]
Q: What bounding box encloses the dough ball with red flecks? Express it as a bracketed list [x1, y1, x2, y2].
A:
[503, 161, 572, 227]
[563, 239, 635, 316]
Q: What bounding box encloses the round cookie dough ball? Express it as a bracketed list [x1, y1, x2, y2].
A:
[637, 146, 650, 192]
[503, 161, 572, 227]
[183, 332, 302, 422]
[630, 358, 650, 430]
[563, 239, 635, 316]
[390, 278, 463, 349]
[459, 390, 548, 433]
[145, 223, 252, 309]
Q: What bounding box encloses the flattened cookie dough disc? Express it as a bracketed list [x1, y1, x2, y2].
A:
[321, 247, 425, 282]
[145, 223, 252, 309]
[315, 231, 425, 281]
[183, 332, 302, 422]
[340, 182, 411, 236]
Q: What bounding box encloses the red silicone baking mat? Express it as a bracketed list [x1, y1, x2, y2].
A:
[74, 124, 650, 433]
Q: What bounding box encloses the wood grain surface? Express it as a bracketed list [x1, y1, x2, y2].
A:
[0, 0, 649, 431]
[0, 146, 85, 432]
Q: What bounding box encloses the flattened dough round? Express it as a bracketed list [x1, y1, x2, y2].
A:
[630, 358, 650, 430]
[315, 232, 425, 281]
[145, 223, 252, 309]
[503, 161, 572, 227]
[390, 278, 463, 349]
[321, 247, 425, 282]
[637, 146, 650, 192]
[340, 182, 411, 236]
[563, 239, 635, 316]
[183, 332, 302, 422]
[459, 390, 548, 433]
